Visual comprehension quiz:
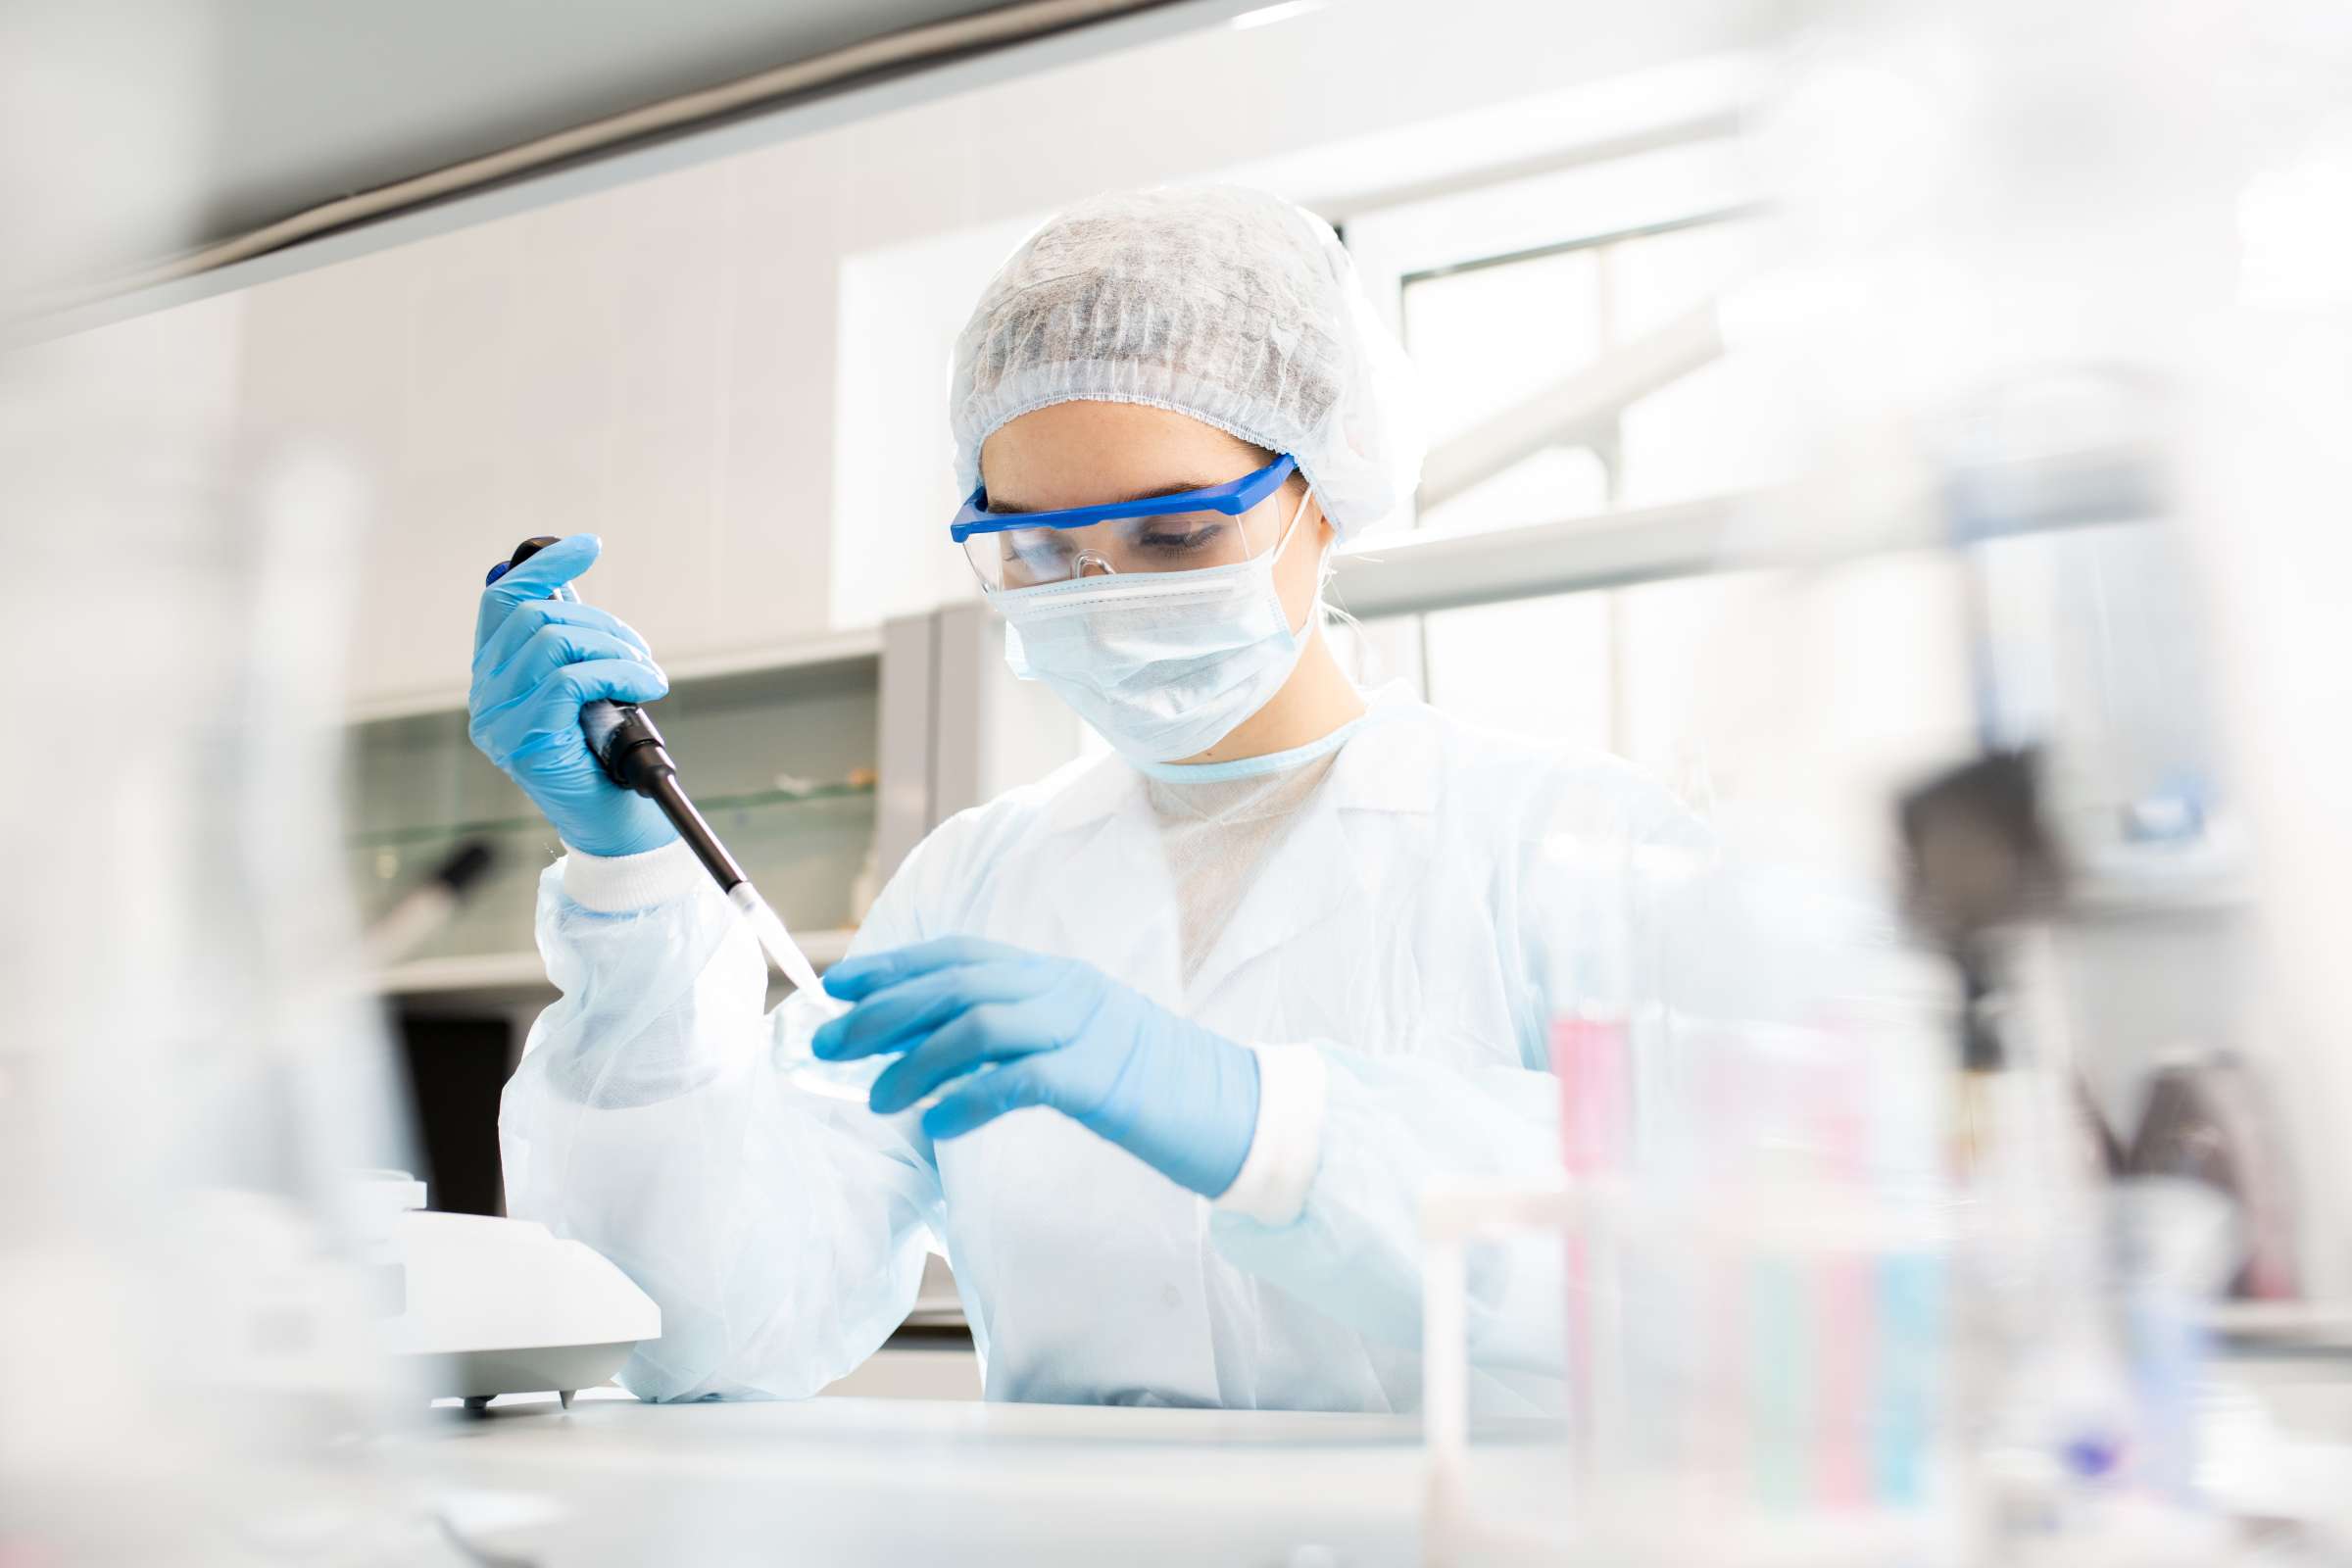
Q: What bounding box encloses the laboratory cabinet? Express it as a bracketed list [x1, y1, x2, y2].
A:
[347, 601, 1072, 996]
[347, 602, 1073, 1352]
[348, 646, 886, 979]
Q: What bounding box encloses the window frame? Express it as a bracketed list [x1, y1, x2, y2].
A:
[1330, 135, 1769, 636]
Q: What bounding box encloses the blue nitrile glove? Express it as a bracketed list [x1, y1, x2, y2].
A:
[467, 533, 677, 858]
[812, 937, 1261, 1199]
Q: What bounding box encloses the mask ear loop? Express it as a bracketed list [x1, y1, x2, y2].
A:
[1270, 481, 1326, 643]
[1291, 488, 1385, 685]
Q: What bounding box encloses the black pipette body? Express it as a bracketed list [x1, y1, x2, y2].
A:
[489, 537, 748, 895]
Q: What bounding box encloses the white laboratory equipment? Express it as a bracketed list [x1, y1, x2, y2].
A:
[353, 1171, 660, 1408]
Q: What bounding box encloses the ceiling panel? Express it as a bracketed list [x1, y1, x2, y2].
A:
[52, 0, 1079, 276]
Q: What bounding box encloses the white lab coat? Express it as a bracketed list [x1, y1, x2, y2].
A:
[499, 687, 1703, 1410]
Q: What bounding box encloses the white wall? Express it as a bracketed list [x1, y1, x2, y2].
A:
[20, 285, 247, 434]
[234, 157, 843, 711]
[832, 218, 1034, 629]
[220, 0, 1763, 710]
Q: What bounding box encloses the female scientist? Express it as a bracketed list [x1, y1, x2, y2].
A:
[471, 186, 1698, 1411]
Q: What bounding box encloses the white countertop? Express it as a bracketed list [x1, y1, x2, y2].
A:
[409, 1392, 1450, 1566]
[399, 1365, 2352, 1566]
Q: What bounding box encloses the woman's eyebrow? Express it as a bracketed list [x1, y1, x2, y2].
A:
[986, 477, 1227, 516]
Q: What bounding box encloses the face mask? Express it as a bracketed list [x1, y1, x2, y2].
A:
[990, 488, 1319, 763]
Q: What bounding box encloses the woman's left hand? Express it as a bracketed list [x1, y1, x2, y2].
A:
[812, 937, 1260, 1199]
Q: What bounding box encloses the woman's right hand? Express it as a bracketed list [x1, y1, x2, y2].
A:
[467, 533, 678, 858]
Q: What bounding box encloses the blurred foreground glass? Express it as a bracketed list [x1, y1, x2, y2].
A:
[4, 70, 450, 1546]
[0, 374, 463, 1558]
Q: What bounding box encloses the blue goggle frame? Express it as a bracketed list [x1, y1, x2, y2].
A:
[949, 453, 1298, 543]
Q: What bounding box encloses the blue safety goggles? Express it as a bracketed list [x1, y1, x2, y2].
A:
[948, 453, 1298, 543]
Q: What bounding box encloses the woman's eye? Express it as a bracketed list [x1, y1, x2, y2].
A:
[1137, 522, 1222, 554]
[1009, 532, 1070, 566]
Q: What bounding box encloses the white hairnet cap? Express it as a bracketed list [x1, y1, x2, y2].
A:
[950, 185, 1425, 539]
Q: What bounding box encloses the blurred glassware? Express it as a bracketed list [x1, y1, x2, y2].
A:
[1537, 836, 1958, 1556]
[1, 372, 451, 1559]
[2129, 1054, 2301, 1302]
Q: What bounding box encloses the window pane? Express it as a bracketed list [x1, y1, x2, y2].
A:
[1616, 569, 1773, 789]
[1616, 354, 1788, 510]
[1404, 250, 1599, 446]
[1603, 219, 1782, 509]
[1417, 593, 1614, 754]
[1395, 211, 1785, 531]
[1417, 444, 1611, 534]
[1403, 250, 1608, 535]
[1373, 555, 1975, 880]
[1605, 218, 1763, 342]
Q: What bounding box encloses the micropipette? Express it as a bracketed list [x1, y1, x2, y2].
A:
[487, 536, 830, 998]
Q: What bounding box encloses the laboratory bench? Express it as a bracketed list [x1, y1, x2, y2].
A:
[400, 1356, 2352, 1568]
[407, 1391, 1437, 1566]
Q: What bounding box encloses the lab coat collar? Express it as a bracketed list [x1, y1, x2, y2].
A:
[1040, 682, 1441, 834]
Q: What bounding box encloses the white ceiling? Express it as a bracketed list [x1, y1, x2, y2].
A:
[27, 0, 1167, 283]
[12, 0, 1265, 337]
[198, 1, 1034, 242]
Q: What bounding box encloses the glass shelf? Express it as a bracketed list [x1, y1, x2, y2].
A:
[351, 787, 877, 968]
[344, 780, 875, 850]
[345, 651, 885, 991]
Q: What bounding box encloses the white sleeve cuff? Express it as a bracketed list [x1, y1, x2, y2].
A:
[560, 836, 710, 912]
[1212, 1043, 1328, 1227]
